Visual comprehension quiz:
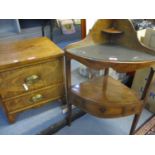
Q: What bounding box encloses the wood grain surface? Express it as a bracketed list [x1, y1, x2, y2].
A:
[65, 19, 155, 134]
[70, 76, 142, 118]
[0, 37, 65, 123]
[0, 37, 64, 72]
[0, 58, 64, 99]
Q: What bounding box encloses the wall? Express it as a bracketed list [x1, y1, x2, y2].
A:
[86, 19, 97, 34]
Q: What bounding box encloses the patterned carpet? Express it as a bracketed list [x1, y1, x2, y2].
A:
[135, 115, 155, 135]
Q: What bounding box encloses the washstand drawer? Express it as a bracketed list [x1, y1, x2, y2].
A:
[0, 59, 64, 99]
[70, 93, 141, 118]
[4, 84, 64, 112]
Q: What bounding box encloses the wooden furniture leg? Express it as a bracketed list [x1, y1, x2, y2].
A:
[61, 96, 66, 105]
[65, 54, 72, 126]
[130, 67, 155, 135]
[141, 68, 154, 101]
[7, 113, 16, 124]
[130, 112, 141, 135]
[67, 101, 72, 126]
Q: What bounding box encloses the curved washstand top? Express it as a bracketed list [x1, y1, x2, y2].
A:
[65, 19, 155, 72]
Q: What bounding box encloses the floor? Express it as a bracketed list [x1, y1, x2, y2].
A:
[0, 40, 153, 135]
[0, 101, 64, 135]
[56, 110, 152, 135]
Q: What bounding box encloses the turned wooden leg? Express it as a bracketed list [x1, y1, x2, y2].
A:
[7, 113, 16, 124]
[129, 113, 141, 135]
[67, 101, 72, 126]
[65, 54, 72, 126]
[61, 96, 67, 105]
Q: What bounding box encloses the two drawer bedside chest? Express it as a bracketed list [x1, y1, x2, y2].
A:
[0, 37, 64, 123]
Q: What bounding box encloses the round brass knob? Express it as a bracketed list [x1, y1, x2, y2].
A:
[99, 107, 106, 113]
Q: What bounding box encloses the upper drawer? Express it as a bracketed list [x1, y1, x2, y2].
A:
[0, 58, 64, 99]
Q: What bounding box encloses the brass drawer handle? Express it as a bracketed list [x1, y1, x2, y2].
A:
[25, 74, 40, 85]
[99, 107, 106, 113]
[31, 94, 43, 103]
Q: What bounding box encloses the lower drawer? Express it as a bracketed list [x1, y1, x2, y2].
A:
[70, 92, 141, 118]
[4, 84, 64, 113]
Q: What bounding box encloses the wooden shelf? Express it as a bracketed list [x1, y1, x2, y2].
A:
[102, 28, 123, 34]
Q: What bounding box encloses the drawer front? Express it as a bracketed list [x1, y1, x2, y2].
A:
[0, 59, 64, 99]
[70, 93, 141, 118]
[4, 84, 64, 113]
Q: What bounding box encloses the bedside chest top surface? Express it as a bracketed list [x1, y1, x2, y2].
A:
[0, 37, 64, 69]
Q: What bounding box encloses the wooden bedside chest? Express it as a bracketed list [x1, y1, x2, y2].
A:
[0, 37, 64, 123]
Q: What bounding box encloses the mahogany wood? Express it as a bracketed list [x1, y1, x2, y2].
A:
[65, 19, 155, 134]
[81, 19, 87, 39]
[0, 59, 63, 99]
[70, 77, 142, 118]
[5, 84, 64, 113]
[102, 28, 123, 34]
[0, 37, 64, 123]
